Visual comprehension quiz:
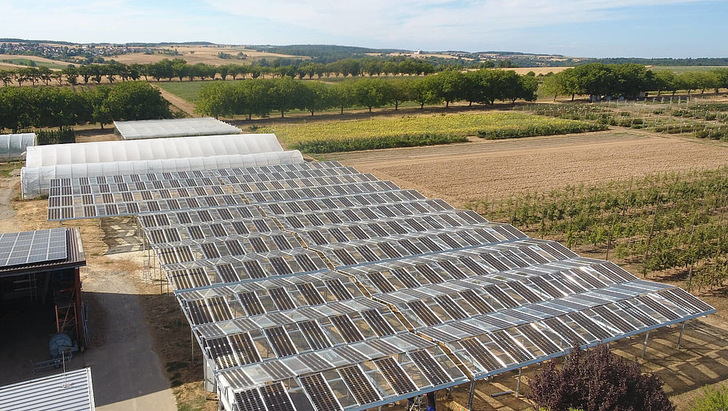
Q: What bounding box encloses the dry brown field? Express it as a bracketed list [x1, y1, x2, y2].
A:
[111, 45, 305, 66]
[321, 129, 728, 207]
[500, 66, 571, 75]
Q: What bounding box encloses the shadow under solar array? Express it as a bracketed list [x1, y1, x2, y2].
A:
[48, 160, 714, 411]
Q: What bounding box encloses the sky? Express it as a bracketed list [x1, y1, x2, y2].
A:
[0, 0, 726, 58]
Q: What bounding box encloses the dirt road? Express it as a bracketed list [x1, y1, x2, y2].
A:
[154, 84, 197, 116]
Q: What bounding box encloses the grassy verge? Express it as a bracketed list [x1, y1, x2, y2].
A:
[258, 112, 603, 154]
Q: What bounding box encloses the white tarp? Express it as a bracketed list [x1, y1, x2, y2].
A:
[25, 134, 283, 168]
[0, 133, 36, 161]
[21, 151, 304, 198]
[114, 117, 242, 140]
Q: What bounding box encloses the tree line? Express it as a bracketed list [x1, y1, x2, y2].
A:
[195, 69, 538, 119]
[542, 63, 728, 100]
[0, 56, 474, 88]
[0, 81, 171, 132]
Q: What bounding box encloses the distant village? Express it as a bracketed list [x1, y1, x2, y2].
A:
[0, 41, 177, 63]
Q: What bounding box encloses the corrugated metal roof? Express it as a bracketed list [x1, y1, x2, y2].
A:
[0, 368, 95, 411]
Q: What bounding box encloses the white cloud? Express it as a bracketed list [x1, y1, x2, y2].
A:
[202, 0, 712, 49]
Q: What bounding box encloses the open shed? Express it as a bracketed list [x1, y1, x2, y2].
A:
[0, 227, 87, 375]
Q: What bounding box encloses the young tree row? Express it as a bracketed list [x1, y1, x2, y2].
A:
[541, 63, 728, 100]
[0, 81, 171, 132]
[0, 57, 443, 88]
[195, 69, 538, 119]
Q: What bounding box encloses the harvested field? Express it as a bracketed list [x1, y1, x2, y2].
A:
[321, 129, 728, 207]
[111, 45, 304, 66]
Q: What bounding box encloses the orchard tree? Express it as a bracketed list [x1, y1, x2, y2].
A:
[331, 80, 356, 114]
[351, 78, 393, 112]
[530, 344, 674, 411]
[433, 69, 466, 108]
[410, 75, 442, 108]
[102, 81, 171, 121]
[303, 81, 333, 116]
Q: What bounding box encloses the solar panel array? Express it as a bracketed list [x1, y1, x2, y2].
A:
[48, 160, 714, 411]
[0, 228, 67, 268]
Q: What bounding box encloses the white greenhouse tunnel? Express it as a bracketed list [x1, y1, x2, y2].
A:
[0, 133, 36, 161]
[25, 134, 283, 168]
[21, 133, 301, 198]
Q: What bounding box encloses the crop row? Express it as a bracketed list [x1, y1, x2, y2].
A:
[258, 112, 600, 153]
[524, 102, 728, 141]
[467, 167, 728, 291]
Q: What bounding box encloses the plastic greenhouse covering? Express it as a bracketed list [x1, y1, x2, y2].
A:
[21, 151, 304, 198]
[0, 133, 36, 161]
[114, 118, 242, 140]
[25, 134, 283, 168]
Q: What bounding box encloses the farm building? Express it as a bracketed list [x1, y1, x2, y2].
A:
[0, 228, 87, 385]
[0, 367, 95, 410]
[113, 117, 242, 140]
[20, 134, 301, 198]
[0, 133, 36, 161]
[44, 130, 714, 410]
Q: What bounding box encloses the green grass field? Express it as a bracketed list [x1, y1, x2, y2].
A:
[0, 58, 67, 69]
[258, 112, 601, 153]
[154, 80, 218, 102]
[650, 65, 727, 73]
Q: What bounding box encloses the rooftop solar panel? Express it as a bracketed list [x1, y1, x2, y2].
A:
[0, 228, 67, 268]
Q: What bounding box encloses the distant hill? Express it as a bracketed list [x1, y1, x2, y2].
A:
[1, 39, 727, 67]
[247, 44, 408, 63]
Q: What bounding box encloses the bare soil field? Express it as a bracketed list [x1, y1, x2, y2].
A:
[321, 129, 728, 207]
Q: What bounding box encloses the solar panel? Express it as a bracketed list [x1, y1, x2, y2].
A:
[235, 389, 266, 411]
[339, 365, 382, 405]
[374, 357, 417, 395]
[265, 327, 297, 357]
[46, 160, 715, 411]
[260, 382, 296, 411]
[0, 228, 67, 267]
[409, 349, 451, 385]
[460, 338, 503, 373]
[300, 373, 342, 411]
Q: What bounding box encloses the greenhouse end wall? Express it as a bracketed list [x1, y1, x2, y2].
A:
[0, 133, 36, 162]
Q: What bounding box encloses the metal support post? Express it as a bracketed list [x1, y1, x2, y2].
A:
[642, 330, 650, 359]
[467, 379, 475, 411]
[677, 321, 686, 349]
[515, 368, 522, 398]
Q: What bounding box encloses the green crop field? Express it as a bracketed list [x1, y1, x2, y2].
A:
[0, 58, 67, 69]
[257, 112, 603, 153]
